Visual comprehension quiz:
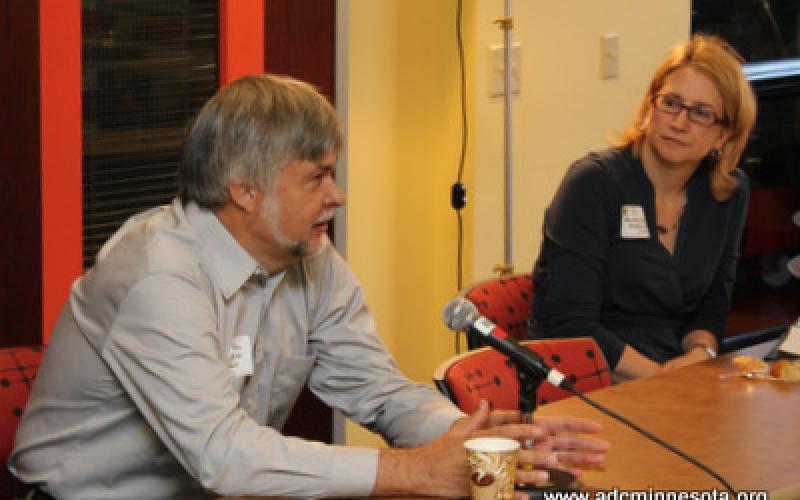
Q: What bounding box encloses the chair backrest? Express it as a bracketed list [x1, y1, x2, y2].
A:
[464, 273, 533, 346]
[1, 346, 43, 492]
[433, 338, 611, 414]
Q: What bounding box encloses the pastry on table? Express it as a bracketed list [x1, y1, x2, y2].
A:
[769, 359, 800, 380]
[732, 355, 768, 373]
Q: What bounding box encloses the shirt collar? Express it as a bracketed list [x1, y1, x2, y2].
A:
[180, 200, 276, 300]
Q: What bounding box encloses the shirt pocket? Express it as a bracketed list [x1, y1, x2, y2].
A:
[267, 353, 316, 429]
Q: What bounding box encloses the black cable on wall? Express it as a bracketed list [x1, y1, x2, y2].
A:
[452, 0, 469, 353]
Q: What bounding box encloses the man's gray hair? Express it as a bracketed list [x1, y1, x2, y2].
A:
[180, 74, 342, 209]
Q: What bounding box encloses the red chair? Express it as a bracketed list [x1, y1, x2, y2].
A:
[1, 346, 44, 495]
[464, 273, 533, 347]
[433, 338, 610, 413]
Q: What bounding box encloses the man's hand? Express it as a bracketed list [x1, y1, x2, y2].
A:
[373, 400, 491, 497]
[373, 400, 609, 498]
[481, 408, 609, 484]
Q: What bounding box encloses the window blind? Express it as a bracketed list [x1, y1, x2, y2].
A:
[82, 0, 218, 269]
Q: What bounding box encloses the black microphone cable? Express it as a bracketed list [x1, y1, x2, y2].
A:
[563, 386, 737, 497]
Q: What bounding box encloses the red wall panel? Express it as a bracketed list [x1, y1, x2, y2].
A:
[219, 0, 265, 85]
[39, 1, 82, 342]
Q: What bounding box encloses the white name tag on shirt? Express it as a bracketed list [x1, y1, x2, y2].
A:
[620, 205, 650, 239]
[230, 335, 254, 377]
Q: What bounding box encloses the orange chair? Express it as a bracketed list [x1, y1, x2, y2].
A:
[433, 338, 610, 414]
[0, 346, 44, 495]
[463, 273, 533, 348]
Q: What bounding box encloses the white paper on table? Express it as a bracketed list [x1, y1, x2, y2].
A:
[778, 323, 800, 356]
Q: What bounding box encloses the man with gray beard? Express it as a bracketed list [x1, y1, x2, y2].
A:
[9, 74, 607, 499]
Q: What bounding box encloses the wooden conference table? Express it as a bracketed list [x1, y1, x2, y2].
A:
[536, 354, 800, 497]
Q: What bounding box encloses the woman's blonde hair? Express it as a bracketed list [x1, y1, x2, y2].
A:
[616, 34, 757, 201]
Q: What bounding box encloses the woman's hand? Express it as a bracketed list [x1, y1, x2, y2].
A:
[662, 347, 711, 371]
[663, 329, 717, 371]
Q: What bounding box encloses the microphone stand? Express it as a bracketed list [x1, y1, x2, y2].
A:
[513, 360, 583, 494]
[516, 365, 576, 497]
[516, 365, 542, 449]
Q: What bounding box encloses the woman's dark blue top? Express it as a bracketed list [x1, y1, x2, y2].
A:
[528, 147, 749, 368]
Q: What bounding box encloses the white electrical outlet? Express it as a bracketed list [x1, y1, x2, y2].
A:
[490, 43, 521, 97]
[601, 33, 620, 79]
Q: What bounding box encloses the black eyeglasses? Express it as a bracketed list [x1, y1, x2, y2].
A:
[652, 93, 729, 127]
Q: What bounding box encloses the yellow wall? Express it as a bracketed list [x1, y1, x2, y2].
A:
[343, 0, 471, 447]
[342, 1, 689, 447]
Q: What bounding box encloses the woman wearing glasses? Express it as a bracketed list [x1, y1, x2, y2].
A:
[527, 34, 756, 380]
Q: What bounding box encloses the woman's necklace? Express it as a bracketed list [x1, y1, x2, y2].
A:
[655, 222, 678, 234]
[655, 193, 687, 235]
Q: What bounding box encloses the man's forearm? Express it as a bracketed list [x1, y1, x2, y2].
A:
[371, 417, 475, 498]
[373, 448, 426, 496]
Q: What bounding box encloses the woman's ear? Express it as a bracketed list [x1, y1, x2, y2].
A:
[713, 127, 734, 151]
[639, 105, 653, 132]
[227, 182, 260, 213]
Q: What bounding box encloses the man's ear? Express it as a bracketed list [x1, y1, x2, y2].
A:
[228, 182, 260, 213]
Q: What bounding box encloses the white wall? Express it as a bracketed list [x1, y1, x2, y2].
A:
[470, 1, 690, 279]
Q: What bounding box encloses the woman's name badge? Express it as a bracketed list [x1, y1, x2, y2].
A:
[230, 335, 254, 377]
[620, 205, 650, 239]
